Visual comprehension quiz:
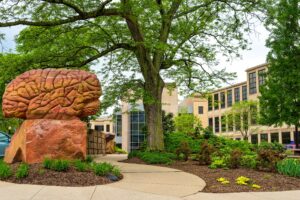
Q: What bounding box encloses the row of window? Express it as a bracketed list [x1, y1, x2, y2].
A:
[208, 85, 248, 111]
[130, 111, 146, 151]
[250, 132, 300, 145]
[209, 111, 257, 133]
[95, 124, 110, 132]
[249, 69, 266, 95]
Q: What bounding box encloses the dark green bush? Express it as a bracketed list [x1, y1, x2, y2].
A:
[74, 160, 88, 172]
[165, 132, 202, 153]
[240, 155, 257, 169]
[42, 158, 52, 169]
[229, 149, 242, 169]
[139, 152, 175, 164]
[198, 140, 214, 165]
[257, 148, 285, 172]
[175, 141, 191, 161]
[85, 155, 94, 163]
[0, 161, 12, 179]
[16, 163, 29, 179]
[112, 167, 121, 178]
[93, 162, 114, 176]
[277, 159, 300, 177]
[258, 142, 285, 153]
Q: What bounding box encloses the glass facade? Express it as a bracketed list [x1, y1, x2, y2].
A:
[249, 72, 257, 94]
[234, 87, 240, 103]
[227, 90, 232, 107]
[214, 93, 219, 110]
[220, 92, 225, 109]
[242, 85, 247, 101]
[130, 111, 146, 151]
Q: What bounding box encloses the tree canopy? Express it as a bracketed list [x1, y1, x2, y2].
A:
[259, 0, 300, 146]
[0, 0, 263, 149]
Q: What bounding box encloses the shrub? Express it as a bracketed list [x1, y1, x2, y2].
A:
[229, 149, 242, 169]
[175, 141, 191, 161]
[139, 152, 175, 164]
[43, 158, 70, 172]
[74, 160, 88, 172]
[42, 158, 52, 169]
[198, 140, 214, 165]
[258, 142, 285, 153]
[257, 148, 285, 172]
[240, 155, 257, 169]
[85, 155, 94, 163]
[16, 163, 29, 179]
[93, 162, 114, 176]
[209, 157, 227, 169]
[0, 162, 12, 179]
[114, 146, 127, 154]
[128, 151, 141, 159]
[277, 159, 300, 177]
[112, 167, 121, 178]
[164, 132, 202, 153]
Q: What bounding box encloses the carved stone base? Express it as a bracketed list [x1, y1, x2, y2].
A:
[4, 119, 87, 164]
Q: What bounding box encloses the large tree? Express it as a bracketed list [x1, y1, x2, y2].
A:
[0, 0, 262, 150]
[259, 0, 300, 148]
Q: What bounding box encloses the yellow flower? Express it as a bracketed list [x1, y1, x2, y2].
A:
[236, 176, 251, 185]
[252, 184, 261, 189]
[217, 177, 227, 182]
[221, 180, 230, 184]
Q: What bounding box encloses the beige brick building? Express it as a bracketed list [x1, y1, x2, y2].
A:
[182, 63, 298, 145]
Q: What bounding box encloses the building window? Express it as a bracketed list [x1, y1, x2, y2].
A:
[271, 132, 279, 143]
[220, 92, 225, 109]
[208, 96, 212, 111]
[294, 131, 300, 145]
[250, 105, 257, 125]
[221, 116, 226, 132]
[258, 69, 266, 86]
[251, 134, 258, 144]
[95, 125, 104, 132]
[234, 87, 240, 103]
[208, 118, 213, 129]
[249, 72, 257, 94]
[106, 124, 110, 132]
[260, 133, 268, 142]
[282, 132, 291, 144]
[130, 111, 146, 151]
[234, 114, 241, 131]
[198, 106, 204, 114]
[214, 116, 220, 133]
[214, 93, 219, 110]
[227, 89, 232, 107]
[115, 114, 122, 136]
[242, 85, 247, 101]
[227, 114, 233, 132]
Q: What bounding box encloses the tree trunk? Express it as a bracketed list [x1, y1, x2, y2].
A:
[295, 125, 299, 149]
[143, 76, 165, 151]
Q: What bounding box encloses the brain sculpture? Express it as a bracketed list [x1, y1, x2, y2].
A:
[2, 69, 101, 120]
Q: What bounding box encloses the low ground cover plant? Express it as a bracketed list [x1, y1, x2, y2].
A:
[73, 160, 89, 172]
[277, 158, 300, 177]
[43, 158, 70, 172]
[128, 151, 176, 164]
[0, 160, 12, 179]
[15, 163, 29, 179]
[93, 162, 114, 176]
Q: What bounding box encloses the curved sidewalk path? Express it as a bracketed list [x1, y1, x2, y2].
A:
[0, 154, 299, 200]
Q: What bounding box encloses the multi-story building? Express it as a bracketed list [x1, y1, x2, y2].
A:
[182, 63, 299, 145]
[91, 85, 179, 152]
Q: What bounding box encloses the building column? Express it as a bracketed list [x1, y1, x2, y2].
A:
[279, 131, 282, 144]
[291, 131, 295, 142]
[258, 133, 261, 144]
[268, 132, 271, 143]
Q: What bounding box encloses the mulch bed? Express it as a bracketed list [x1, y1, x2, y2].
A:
[123, 158, 300, 193]
[2, 163, 122, 187]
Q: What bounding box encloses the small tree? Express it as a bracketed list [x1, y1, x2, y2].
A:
[259, 0, 300, 148]
[174, 113, 202, 135]
[224, 101, 259, 140]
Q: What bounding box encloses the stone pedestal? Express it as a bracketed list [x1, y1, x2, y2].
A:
[4, 119, 87, 164]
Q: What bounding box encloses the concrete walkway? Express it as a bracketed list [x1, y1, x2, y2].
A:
[0, 154, 299, 200]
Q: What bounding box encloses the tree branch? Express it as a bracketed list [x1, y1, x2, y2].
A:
[41, 0, 85, 16]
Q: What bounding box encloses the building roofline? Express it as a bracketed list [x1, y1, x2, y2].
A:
[245, 63, 268, 72]
[211, 81, 247, 93]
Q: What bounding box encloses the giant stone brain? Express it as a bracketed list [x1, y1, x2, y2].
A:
[2, 69, 101, 120]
